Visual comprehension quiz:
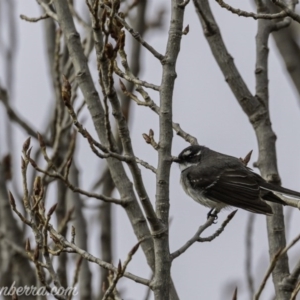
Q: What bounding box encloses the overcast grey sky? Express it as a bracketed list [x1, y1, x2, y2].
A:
[2, 0, 300, 299]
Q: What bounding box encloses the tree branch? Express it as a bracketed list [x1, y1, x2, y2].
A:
[100, 3, 164, 60]
[171, 210, 236, 259]
[152, 1, 185, 298]
[254, 232, 300, 300]
[52, 1, 171, 297]
[48, 225, 150, 286]
[193, 0, 292, 297]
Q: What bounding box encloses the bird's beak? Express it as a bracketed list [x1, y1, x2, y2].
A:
[172, 156, 181, 163]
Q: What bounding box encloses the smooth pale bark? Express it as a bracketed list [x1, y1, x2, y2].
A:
[193, 0, 291, 298]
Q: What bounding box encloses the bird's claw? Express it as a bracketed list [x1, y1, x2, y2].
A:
[207, 208, 218, 224]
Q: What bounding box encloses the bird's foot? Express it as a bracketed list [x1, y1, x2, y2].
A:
[207, 208, 218, 224]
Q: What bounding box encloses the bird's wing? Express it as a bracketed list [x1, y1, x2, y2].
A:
[187, 167, 273, 214]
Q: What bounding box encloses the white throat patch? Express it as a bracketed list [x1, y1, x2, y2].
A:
[179, 162, 196, 171]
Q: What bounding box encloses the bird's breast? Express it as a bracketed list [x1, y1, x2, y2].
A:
[180, 173, 227, 210]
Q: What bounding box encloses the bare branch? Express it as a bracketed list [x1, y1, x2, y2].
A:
[193, 0, 291, 298]
[100, 3, 164, 60]
[171, 217, 215, 260]
[135, 157, 157, 174]
[215, 0, 300, 24]
[178, 0, 190, 8]
[232, 287, 238, 300]
[36, 0, 58, 21]
[91, 14, 162, 235]
[151, 1, 186, 297]
[171, 211, 236, 260]
[215, 0, 288, 20]
[245, 214, 255, 299]
[20, 13, 49, 22]
[114, 63, 160, 91]
[68, 256, 83, 300]
[0, 87, 48, 143]
[272, 0, 300, 23]
[102, 242, 140, 300]
[197, 210, 237, 242]
[283, 259, 300, 297]
[25, 156, 124, 205]
[49, 225, 150, 286]
[67, 0, 90, 29]
[121, 83, 198, 145]
[291, 281, 300, 300]
[52, 2, 163, 296]
[254, 232, 300, 300]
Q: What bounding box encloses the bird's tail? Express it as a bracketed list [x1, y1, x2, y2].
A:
[260, 181, 300, 199]
[261, 190, 286, 206]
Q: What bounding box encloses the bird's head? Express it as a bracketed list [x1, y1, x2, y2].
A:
[174, 145, 203, 171]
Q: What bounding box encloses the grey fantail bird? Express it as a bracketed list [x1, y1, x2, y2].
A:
[174, 145, 300, 217]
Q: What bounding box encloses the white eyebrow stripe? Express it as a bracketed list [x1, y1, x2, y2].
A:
[183, 150, 192, 156]
[195, 150, 201, 156]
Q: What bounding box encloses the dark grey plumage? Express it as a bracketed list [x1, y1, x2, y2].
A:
[175, 145, 300, 215]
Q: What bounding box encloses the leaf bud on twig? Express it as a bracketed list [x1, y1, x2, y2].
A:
[23, 137, 31, 152]
[8, 191, 16, 208]
[47, 203, 58, 217]
[142, 133, 151, 144]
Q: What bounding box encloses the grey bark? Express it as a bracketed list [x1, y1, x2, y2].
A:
[152, 1, 184, 299]
[98, 170, 114, 299]
[67, 163, 92, 300]
[272, 27, 300, 101]
[265, 0, 300, 103]
[56, 180, 68, 288]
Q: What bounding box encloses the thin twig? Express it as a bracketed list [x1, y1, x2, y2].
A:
[96, 33, 163, 235]
[20, 14, 49, 22]
[8, 191, 32, 227]
[100, 3, 164, 60]
[36, 0, 58, 21]
[61, 78, 135, 163]
[68, 256, 83, 300]
[114, 63, 160, 91]
[232, 287, 238, 300]
[171, 211, 236, 260]
[291, 281, 300, 300]
[102, 242, 140, 300]
[120, 83, 198, 145]
[272, 0, 300, 23]
[135, 157, 157, 174]
[254, 232, 300, 300]
[245, 214, 255, 299]
[197, 210, 238, 242]
[215, 0, 288, 20]
[49, 224, 150, 286]
[0, 87, 49, 143]
[215, 0, 300, 24]
[283, 258, 300, 291]
[26, 157, 124, 205]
